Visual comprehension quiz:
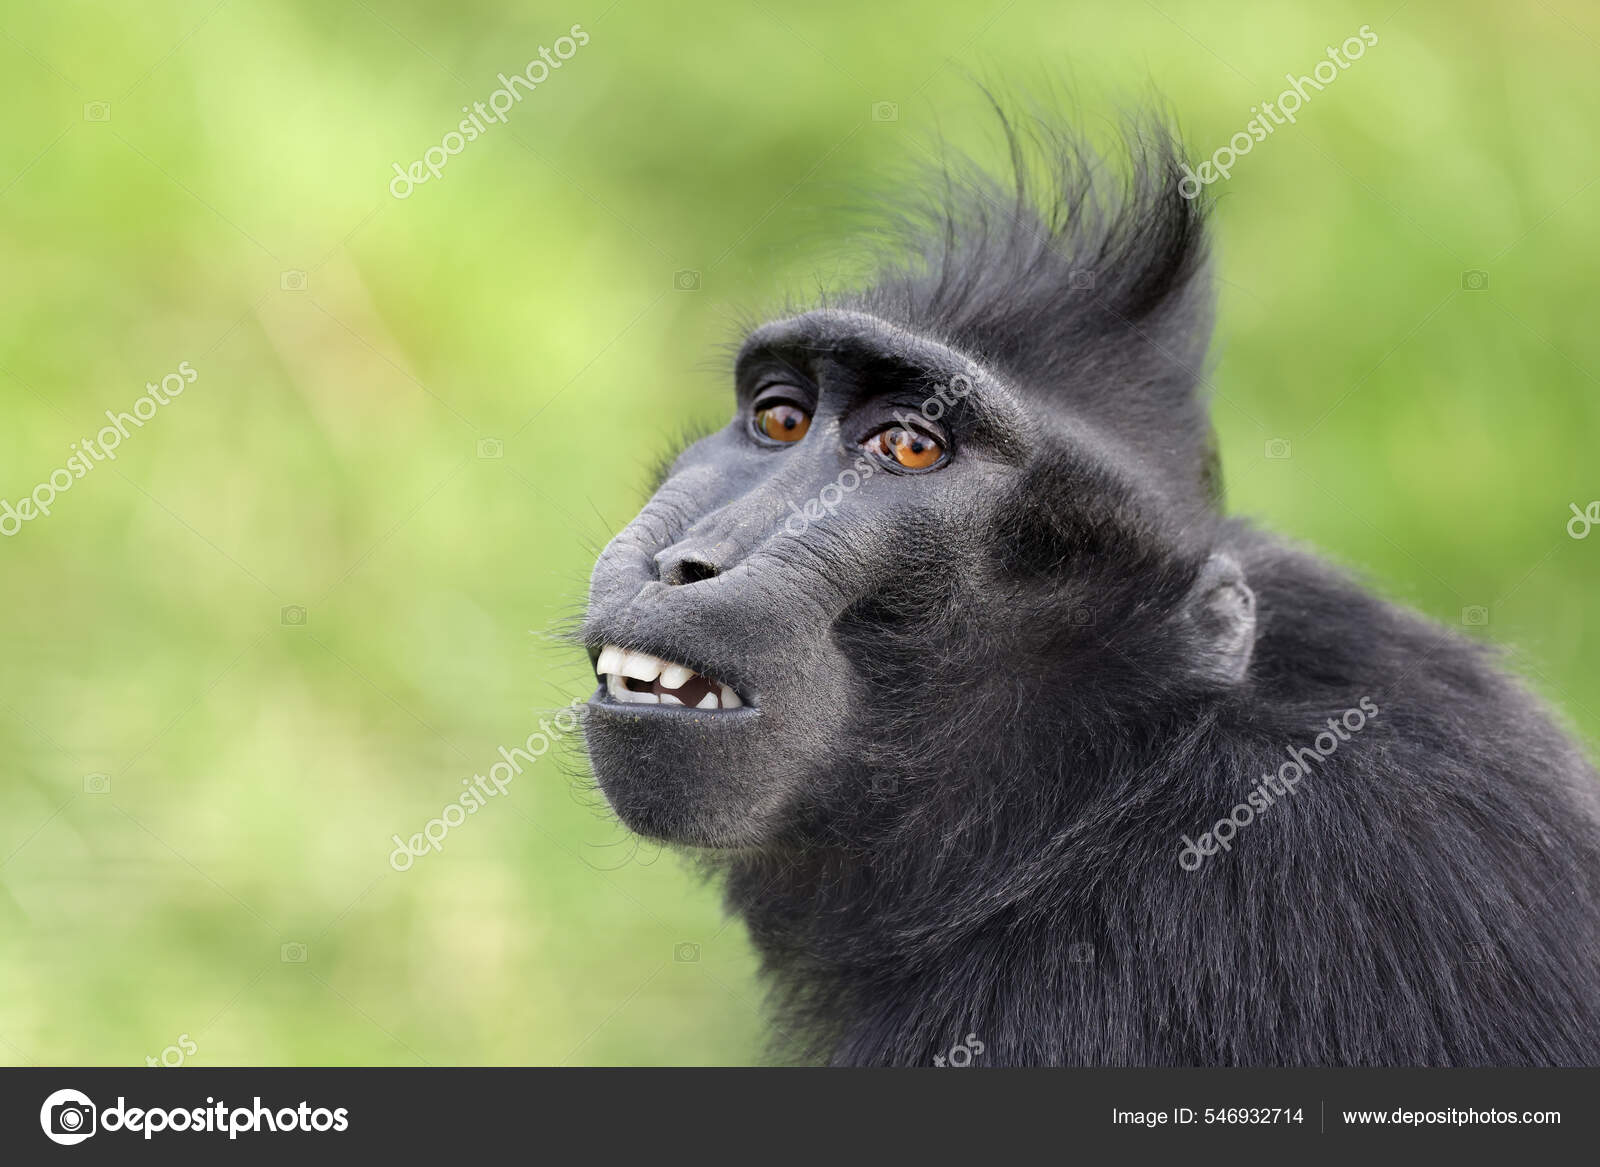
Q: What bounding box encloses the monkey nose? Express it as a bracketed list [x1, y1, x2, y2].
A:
[655, 544, 722, 586]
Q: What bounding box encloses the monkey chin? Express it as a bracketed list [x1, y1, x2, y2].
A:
[582, 693, 801, 848]
[579, 588, 858, 850]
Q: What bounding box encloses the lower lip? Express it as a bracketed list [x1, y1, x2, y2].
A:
[587, 687, 759, 718]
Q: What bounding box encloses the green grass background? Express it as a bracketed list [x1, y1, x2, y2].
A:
[1, 0, 1596, 1065]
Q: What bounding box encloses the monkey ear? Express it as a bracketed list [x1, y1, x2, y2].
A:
[1180, 552, 1256, 686]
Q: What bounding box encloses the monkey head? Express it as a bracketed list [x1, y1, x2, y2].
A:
[582, 132, 1258, 849]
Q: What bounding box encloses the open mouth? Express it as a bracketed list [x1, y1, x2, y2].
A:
[595, 645, 745, 710]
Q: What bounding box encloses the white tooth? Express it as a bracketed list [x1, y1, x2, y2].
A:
[660, 663, 694, 689]
[606, 673, 626, 700]
[619, 651, 663, 682]
[695, 692, 718, 709]
[659, 692, 684, 706]
[719, 684, 742, 709]
[618, 688, 658, 704]
[596, 645, 623, 676]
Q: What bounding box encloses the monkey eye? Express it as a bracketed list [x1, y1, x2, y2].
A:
[866, 426, 945, 471]
[753, 402, 811, 444]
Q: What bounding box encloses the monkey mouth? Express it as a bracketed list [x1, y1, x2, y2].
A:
[594, 644, 746, 710]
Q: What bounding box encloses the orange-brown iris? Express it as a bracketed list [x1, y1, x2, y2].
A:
[755, 403, 811, 443]
[869, 426, 944, 470]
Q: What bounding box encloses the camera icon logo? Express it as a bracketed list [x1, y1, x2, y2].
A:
[673, 942, 700, 963]
[673, 269, 701, 291]
[1461, 269, 1489, 291]
[1264, 438, 1292, 460]
[40, 1088, 97, 1145]
[1465, 941, 1498, 966]
[1067, 268, 1096, 291]
[281, 604, 307, 627]
[280, 269, 308, 292]
[871, 101, 899, 122]
[1461, 605, 1490, 627]
[83, 102, 111, 122]
[281, 941, 308, 963]
[84, 773, 111, 794]
[1067, 941, 1096, 964]
[476, 437, 504, 459]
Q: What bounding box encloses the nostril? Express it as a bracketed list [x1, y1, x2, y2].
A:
[661, 555, 719, 587]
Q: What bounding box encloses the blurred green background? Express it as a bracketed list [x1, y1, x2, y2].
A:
[1, 0, 1596, 1065]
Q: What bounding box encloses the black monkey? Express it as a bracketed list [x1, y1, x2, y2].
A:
[580, 113, 1600, 1066]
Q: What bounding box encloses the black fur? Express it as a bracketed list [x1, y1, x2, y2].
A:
[580, 111, 1600, 1066]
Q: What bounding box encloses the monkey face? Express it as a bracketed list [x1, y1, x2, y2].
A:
[580, 311, 1018, 846]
